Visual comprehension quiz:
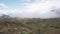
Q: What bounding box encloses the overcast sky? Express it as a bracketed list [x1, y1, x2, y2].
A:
[0, 0, 60, 18]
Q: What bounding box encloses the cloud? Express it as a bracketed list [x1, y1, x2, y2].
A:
[0, 0, 60, 19]
[9, 9, 24, 17]
[7, 0, 60, 18]
[19, 0, 32, 3]
[18, 0, 60, 18]
[10, 9, 35, 18]
[0, 3, 9, 15]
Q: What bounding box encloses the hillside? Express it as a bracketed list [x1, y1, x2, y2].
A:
[0, 15, 60, 34]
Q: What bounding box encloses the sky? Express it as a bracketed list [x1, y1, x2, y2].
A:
[0, 0, 60, 18]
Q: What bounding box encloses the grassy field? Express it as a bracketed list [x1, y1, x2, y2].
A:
[0, 15, 60, 34]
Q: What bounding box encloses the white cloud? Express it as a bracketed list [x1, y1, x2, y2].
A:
[20, 0, 32, 3]
[0, 3, 9, 15]
[10, 9, 35, 18]
[0, 0, 60, 18]
[25, 2, 52, 12]
[7, 0, 60, 18]
[9, 9, 22, 16]
[19, 0, 60, 18]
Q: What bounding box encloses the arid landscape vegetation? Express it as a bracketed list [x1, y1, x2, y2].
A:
[0, 14, 60, 34]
